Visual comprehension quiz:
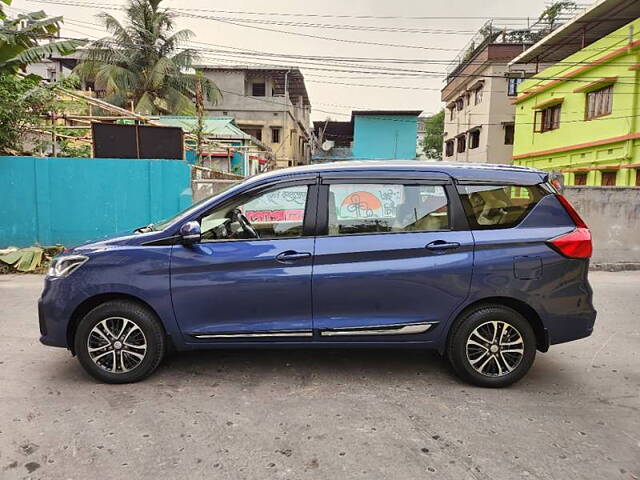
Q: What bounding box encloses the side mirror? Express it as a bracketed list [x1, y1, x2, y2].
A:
[179, 221, 201, 244]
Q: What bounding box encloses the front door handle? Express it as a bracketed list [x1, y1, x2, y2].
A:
[425, 240, 461, 252]
[276, 250, 312, 263]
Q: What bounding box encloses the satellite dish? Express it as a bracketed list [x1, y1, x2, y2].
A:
[322, 140, 335, 151]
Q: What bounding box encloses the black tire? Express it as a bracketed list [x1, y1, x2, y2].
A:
[74, 300, 165, 384]
[447, 304, 536, 388]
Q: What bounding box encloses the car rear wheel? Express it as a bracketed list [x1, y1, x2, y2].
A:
[74, 300, 165, 384]
[447, 305, 536, 388]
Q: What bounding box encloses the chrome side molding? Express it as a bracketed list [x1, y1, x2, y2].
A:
[319, 322, 435, 337]
[193, 331, 313, 339]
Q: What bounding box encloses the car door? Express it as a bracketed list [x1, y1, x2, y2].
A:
[312, 172, 474, 340]
[171, 178, 318, 341]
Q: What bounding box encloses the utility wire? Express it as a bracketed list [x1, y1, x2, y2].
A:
[24, 0, 632, 53]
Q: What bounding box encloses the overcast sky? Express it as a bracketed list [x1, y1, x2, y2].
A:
[14, 0, 556, 120]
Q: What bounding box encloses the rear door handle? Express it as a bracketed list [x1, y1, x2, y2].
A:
[276, 250, 312, 262]
[425, 240, 461, 251]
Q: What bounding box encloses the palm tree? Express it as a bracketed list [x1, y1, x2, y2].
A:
[0, 0, 84, 75]
[74, 0, 218, 115]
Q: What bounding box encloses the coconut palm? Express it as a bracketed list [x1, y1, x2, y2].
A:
[0, 0, 83, 75]
[74, 0, 218, 115]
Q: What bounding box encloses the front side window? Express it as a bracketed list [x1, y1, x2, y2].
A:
[199, 185, 308, 241]
[458, 184, 548, 229]
[586, 85, 613, 120]
[327, 183, 449, 235]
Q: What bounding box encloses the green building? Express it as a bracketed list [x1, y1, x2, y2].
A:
[511, 13, 640, 187]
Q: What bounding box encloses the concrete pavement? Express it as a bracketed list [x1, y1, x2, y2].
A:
[0, 272, 639, 479]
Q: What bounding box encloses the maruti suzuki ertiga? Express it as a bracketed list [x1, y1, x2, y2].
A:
[39, 162, 596, 387]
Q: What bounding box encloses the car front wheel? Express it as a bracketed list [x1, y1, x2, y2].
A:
[447, 305, 536, 388]
[74, 300, 165, 384]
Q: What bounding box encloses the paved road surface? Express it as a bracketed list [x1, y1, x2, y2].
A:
[1, 272, 639, 479]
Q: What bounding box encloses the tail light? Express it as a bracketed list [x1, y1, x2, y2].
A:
[547, 195, 592, 259]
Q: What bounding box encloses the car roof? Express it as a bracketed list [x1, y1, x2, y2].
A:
[249, 161, 547, 186]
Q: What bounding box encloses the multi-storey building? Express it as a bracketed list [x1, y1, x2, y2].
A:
[441, 29, 541, 163]
[198, 66, 312, 169]
[440, 6, 586, 164]
[510, 0, 640, 186]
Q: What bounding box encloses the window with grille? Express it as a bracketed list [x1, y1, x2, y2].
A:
[601, 171, 617, 186]
[574, 173, 587, 186]
[271, 127, 281, 143]
[507, 78, 524, 97]
[504, 124, 514, 145]
[252, 82, 266, 96]
[534, 105, 561, 133]
[445, 140, 454, 157]
[474, 87, 483, 105]
[457, 135, 466, 153]
[469, 129, 480, 149]
[586, 85, 613, 120]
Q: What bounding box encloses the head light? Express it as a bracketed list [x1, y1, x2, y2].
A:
[47, 255, 89, 278]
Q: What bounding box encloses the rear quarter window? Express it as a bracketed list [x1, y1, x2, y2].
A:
[457, 184, 549, 229]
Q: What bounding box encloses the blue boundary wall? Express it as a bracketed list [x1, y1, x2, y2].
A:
[0, 156, 192, 248]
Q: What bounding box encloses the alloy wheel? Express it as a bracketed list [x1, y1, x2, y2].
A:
[87, 317, 147, 373]
[465, 320, 524, 377]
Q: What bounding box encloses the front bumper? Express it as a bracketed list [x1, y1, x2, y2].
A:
[38, 277, 73, 348]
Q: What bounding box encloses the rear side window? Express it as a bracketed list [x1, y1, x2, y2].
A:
[327, 183, 449, 235]
[458, 184, 548, 229]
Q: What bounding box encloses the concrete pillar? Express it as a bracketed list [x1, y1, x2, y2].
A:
[565, 172, 574, 185]
[618, 168, 632, 186]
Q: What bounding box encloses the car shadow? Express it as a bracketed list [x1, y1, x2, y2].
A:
[158, 348, 456, 385]
[45, 346, 575, 391]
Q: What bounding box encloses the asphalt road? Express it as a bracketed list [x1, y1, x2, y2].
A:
[1, 272, 639, 480]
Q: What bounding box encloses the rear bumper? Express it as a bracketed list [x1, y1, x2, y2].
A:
[547, 309, 597, 346]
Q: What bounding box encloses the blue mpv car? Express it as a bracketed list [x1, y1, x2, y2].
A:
[39, 162, 596, 387]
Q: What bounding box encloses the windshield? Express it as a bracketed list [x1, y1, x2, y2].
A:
[145, 180, 243, 232]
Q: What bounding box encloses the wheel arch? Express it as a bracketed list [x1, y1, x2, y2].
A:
[67, 293, 171, 355]
[446, 297, 549, 353]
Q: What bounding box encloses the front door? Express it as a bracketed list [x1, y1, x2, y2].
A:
[312, 177, 473, 339]
[171, 181, 317, 341]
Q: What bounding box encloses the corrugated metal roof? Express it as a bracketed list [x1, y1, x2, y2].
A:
[152, 116, 250, 139]
[509, 0, 640, 65]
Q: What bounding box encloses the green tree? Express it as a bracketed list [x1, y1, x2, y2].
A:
[422, 110, 444, 160]
[538, 1, 577, 31]
[75, 0, 219, 115]
[0, 74, 45, 153]
[0, 0, 83, 75]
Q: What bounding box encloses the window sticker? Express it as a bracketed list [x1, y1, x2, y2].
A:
[332, 184, 404, 220]
[243, 186, 307, 223]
